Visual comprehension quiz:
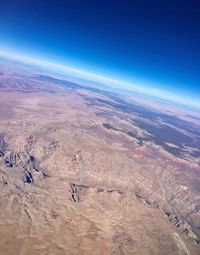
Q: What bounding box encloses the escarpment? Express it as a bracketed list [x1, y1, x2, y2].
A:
[0, 66, 200, 254]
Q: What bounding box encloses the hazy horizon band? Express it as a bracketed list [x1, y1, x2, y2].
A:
[0, 47, 199, 110]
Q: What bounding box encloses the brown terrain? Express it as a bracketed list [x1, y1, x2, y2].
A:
[0, 59, 200, 255]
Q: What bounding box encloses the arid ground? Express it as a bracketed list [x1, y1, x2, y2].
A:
[0, 59, 200, 255]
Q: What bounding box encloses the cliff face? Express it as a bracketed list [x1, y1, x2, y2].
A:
[0, 64, 200, 254]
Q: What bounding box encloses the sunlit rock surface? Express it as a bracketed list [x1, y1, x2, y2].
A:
[0, 59, 200, 255]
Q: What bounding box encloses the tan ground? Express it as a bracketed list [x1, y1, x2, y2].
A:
[0, 64, 199, 255]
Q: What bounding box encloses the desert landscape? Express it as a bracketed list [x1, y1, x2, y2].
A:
[0, 59, 200, 255]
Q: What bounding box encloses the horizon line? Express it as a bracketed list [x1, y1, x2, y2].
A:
[0, 46, 199, 109]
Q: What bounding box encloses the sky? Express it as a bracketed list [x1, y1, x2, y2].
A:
[0, 0, 200, 107]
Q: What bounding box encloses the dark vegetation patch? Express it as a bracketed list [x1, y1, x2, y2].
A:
[36, 74, 200, 159]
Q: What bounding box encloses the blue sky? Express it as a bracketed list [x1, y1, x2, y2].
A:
[0, 0, 200, 107]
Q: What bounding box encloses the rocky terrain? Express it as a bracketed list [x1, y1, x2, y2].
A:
[0, 59, 200, 254]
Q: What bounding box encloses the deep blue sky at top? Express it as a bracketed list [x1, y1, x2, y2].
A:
[0, 0, 200, 98]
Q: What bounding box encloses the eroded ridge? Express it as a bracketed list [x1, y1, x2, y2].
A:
[0, 65, 200, 254]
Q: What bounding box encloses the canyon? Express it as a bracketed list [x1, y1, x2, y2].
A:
[0, 59, 200, 254]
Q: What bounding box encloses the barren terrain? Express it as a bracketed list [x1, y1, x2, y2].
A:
[0, 59, 200, 255]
